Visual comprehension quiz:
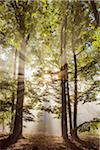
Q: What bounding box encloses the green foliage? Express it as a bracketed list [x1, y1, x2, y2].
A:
[78, 81, 100, 103]
[78, 118, 100, 133]
[0, 79, 16, 111]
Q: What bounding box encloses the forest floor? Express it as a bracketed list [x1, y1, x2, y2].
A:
[0, 133, 99, 150]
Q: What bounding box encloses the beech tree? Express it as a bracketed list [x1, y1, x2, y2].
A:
[0, 0, 43, 148]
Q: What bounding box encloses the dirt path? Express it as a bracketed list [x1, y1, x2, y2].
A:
[0, 134, 99, 150]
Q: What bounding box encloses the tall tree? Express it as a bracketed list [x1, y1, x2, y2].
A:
[66, 64, 72, 133]
[73, 51, 78, 137]
[9, 0, 30, 140]
[70, 1, 82, 137]
[13, 40, 26, 139]
[65, 2, 72, 134]
[10, 48, 17, 133]
[61, 16, 68, 139]
[0, 0, 37, 148]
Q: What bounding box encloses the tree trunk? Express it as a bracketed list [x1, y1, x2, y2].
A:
[61, 12, 72, 137]
[2, 112, 5, 133]
[61, 67, 68, 139]
[13, 39, 26, 138]
[10, 49, 17, 133]
[61, 17, 68, 139]
[66, 64, 72, 133]
[90, 0, 100, 26]
[73, 52, 78, 137]
[0, 39, 26, 149]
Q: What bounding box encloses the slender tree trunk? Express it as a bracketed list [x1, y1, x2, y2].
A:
[64, 0, 72, 135]
[61, 10, 72, 137]
[10, 49, 17, 133]
[2, 112, 5, 133]
[73, 52, 78, 137]
[61, 67, 68, 139]
[61, 17, 68, 139]
[66, 64, 72, 133]
[13, 39, 26, 138]
[61, 80, 68, 138]
[71, 26, 78, 137]
[90, 0, 100, 26]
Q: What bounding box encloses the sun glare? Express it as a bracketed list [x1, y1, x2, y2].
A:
[25, 67, 33, 80]
[43, 74, 51, 82]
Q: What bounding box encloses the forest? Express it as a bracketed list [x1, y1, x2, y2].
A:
[0, 0, 100, 150]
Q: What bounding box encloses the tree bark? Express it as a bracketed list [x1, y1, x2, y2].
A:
[73, 52, 78, 137]
[2, 112, 5, 133]
[64, 1, 72, 134]
[61, 11, 72, 137]
[61, 80, 68, 139]
[13, 39, 26, 138]
[61, 17, 68, 139]
[61, 66, 68, 139]
[66, 64, 72, 133]
[10, 49, 17, 133]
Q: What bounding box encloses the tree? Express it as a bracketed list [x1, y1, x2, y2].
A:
[10, 48, 17, 133]
[0, 0, 39, 148]
[60, 11, 68, 138]
[65, 2, 72, 134]
[73, 45, 78, 137]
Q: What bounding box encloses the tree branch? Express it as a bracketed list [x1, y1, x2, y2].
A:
[90, 0, 100, 26]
